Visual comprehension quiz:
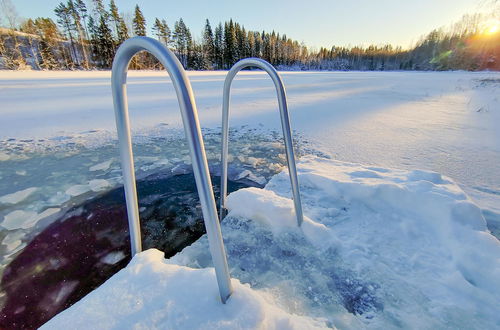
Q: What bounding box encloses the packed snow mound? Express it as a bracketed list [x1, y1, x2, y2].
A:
[172, 156, 500, 329]
[41, 249, 328, 330]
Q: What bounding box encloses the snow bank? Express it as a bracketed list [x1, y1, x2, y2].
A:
[41, 249, 328, 329]
[174, 156, 500, 329]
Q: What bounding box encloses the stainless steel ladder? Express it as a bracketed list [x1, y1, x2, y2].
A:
[220, 58, 304, 227]
[111, 37, 232, 303]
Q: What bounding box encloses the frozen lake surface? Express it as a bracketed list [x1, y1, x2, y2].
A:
[1, 70, 499, 215]
[0, 70, 499, 328]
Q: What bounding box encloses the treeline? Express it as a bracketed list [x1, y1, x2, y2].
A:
[0, 0, 499, 71]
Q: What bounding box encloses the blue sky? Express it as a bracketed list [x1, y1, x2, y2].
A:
[10, 0, 489, 49]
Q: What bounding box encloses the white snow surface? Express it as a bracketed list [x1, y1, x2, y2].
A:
[1, 70, 498, 217]
[42, 249, 328, 330]
[43, 156, 500, 329]
[1, 70, 499, 327]
[172, 156, 500, 329]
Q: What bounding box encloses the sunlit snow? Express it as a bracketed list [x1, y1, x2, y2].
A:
[1, 70, 499, 328]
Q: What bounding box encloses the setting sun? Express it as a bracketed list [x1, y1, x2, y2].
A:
[485, 21, 499, 35]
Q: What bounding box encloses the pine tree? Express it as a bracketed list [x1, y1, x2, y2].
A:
[92, 0, 105, 14]
[107, 0, 128, 44]
[67, 0, 89, 68]
[74, 0, 89, 39]
[173, 18, 189, 67]
[54, 2, 78, 67]
[253, 31, 262, 58]
[96, 13, 114, 67]
[223, 19, 237, 68]
[153, 18, 170, 46]
[161, 19, 170, 45]
[20, 17, 61, 69]
[87, 15, 97, 54]
[214, 23, 224, 69]
[117, 17, 129, 44]
[37, 18, 61, 69]
[0, 0, 27, 69]
[133, 5, 146, 36]
[202, 19, 215, 69]
[109, 0, 120, 39]
[247, 31, 256, 57]
[186, 29, 199, 69]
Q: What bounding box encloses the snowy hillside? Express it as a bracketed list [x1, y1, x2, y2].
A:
[42, 156, 500, 329]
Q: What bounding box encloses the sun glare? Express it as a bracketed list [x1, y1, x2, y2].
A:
[485, 21, 499, 35]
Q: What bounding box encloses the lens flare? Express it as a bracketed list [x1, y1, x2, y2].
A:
[485, 21, 499, 35]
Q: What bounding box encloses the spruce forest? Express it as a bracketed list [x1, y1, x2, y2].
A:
[0, 0, 499, 71]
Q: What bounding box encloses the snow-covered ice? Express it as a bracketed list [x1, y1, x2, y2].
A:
[1, 70, 498, 219]
[42, 156, 500, 329]
[1, 70, 499, 328]
[171, 156, 500, 329]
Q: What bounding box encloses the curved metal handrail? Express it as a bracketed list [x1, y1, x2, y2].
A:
[111, 37, 232, 303]
[220, 58, 304, 227]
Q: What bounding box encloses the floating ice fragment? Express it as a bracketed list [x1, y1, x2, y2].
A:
[51, 281, 79, 306]
[1, 210, 37, 230]
[136, 156, 159, 163]
[100, 251, 126, 265]
[155, 158, 170, 166]
[1, 208, 60, 230]
[171, 164, 190, 175]
[235, 170, 267, 185]
[246, 157, 261, 167]
[89, 179, 110, 192]
[2, 231, 26, 252]
[3, 239, 22, 252]
[0, 152, 10, 161]
[48, 192, 70, 205]
[3, 242, 27, 258]
[0, 187, 37, 205]
[89, 159, 113, 172]
[65, 184, 90, 196]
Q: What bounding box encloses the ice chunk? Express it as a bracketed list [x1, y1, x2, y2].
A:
[65, 184, 90, 197]
[1, 231, 26, 252]
[89, 179, 110, 192]
[89, 159, 113, 172]
[1, 210, 37, 230]
[0, 187, 37, 204]
[136, 156, 159, 163]
[48, 192, 70, 205]
[226, 187, 338, 249]
[234, 170, 267, 185]
[100, 251, 126, 265]
[0, 152, 10, 161]
[1, 208, 60, 230]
